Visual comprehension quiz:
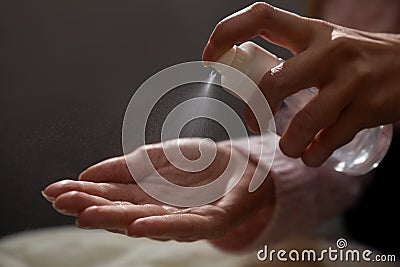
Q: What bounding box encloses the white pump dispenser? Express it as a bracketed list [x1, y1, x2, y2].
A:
[213, 41, 393, 176]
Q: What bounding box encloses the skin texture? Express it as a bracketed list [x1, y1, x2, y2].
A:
[319, 0, 400, 33]
[42, 2, 399, 253]
[202, 2, 400, 167]
[43, 139, 275, 250]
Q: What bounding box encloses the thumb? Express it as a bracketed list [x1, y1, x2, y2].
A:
[79, 156, 132, 183]
[203, 2, 314, 62]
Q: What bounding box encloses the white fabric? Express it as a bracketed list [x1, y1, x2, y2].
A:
[0, 226, 259, 267]
[0, 226, 397, 267]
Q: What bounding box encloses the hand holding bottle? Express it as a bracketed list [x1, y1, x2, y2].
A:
[203, 2, 400, 167]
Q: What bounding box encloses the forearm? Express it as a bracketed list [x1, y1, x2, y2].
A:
[262, 148, 371, 243]
[219, 134, 370, 252]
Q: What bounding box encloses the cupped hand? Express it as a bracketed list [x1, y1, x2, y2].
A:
[203, 2, 400, 167]
[43, 138, 275, 246]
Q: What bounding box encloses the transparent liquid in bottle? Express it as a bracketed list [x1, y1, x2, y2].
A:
[275, 88, 393, 176]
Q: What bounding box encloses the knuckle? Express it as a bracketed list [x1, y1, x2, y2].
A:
[77, 207, 98, 227]
[84, 206, 101, 217]
[269, 62, 286, 85]
[352, 60, 372, 82]
[312, 18, 332, 32]
[291, 107, 318, 135]
[260, 64, 285, 106]
[138, 144, 148, 154]
[210, 2, 273, 46]
[329, 35, 357, 57]
[249, 2, 272, 16]
[119, 205, 130, 223]
[54, 191, 84, 211]
[249, 2, 274, 26]
[138, 144, 156, 161]
[63, 190, 85, 201]
[59, 180, 79, 192]
[261, 72, 279, 91]
[212, 20, 228, 45]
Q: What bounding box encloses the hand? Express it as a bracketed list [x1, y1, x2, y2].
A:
[43, 138, 275, 247]
[203, 2, 400, 167]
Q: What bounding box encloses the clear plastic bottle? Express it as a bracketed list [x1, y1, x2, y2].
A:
[213, 41, 393, 175]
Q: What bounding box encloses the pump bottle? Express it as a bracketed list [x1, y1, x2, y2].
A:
[213, 41, 393, 175]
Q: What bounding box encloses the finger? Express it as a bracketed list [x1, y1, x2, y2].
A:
[301, 106, 363, 167]
[259, 49, 327, 113]
[44, 180, 156, 205]
[203, 2, 314, 62]
[106, 229, 127, 235]
[53, 191, 114, 216]
[128, 214, 222, 241]
[79, 156, 132, 183]
[243, 105, 260, 133]
[279, 85, 349, 158]
[76, 204, 170, 231]
[44, 180, 85, 201]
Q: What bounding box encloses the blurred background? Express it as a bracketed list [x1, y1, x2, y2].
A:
[0, 0, 307, 237]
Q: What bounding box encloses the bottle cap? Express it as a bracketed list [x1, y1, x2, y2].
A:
[238, 42, 280, 84]
[213, 45, 249, 74]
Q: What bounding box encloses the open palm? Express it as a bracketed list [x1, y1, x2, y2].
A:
[43, 138, 275, 245]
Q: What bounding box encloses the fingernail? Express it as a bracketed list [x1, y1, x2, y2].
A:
[41, 190, 55, 202]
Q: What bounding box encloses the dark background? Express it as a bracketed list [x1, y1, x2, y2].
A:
[0, 1, 305, 237]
